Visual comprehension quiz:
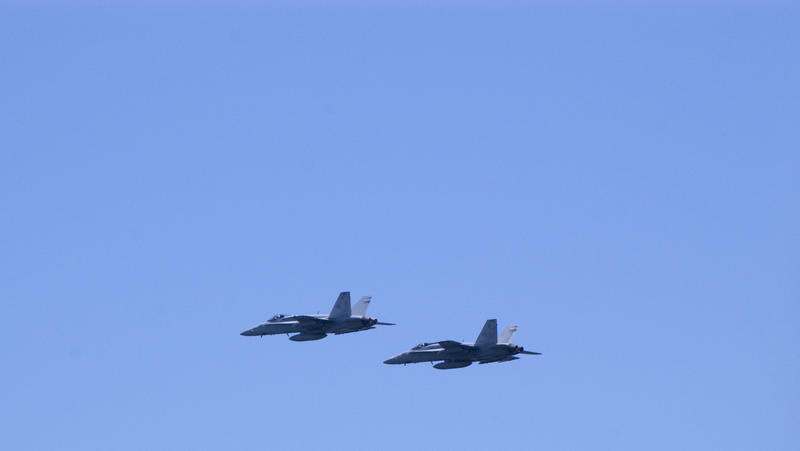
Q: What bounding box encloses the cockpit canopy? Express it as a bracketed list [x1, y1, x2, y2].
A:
[269, 314, 286, 322]
[412, 343, 432, 350]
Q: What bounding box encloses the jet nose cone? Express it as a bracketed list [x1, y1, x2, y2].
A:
[383, 355, 402, 364]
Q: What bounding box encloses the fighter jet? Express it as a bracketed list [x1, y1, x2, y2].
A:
[240, 291, 394, 341]
[383, 319, 540, 369]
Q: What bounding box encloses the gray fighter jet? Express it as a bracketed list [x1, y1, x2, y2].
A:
[383, 319, 540, 369]
[240, 291, 394, 341]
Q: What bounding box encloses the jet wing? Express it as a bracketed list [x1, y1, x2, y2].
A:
[436, 340, 474, 351]
[281, 315, 327, 325]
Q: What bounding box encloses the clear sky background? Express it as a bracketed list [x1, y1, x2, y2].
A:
[1, 3, 798, 450]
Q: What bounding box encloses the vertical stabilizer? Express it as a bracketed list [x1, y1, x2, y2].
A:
[351, 296, 372, 317]
[498, 325, 518, 344]
[329, 291, 351, 319]
[475, 319, 498, 347]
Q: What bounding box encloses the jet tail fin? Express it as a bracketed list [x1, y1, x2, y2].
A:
[498, 325, 518, 344]
[351, 296, 372, 317]
[474, 319, 498, 347]
[329, 291, 351, 319]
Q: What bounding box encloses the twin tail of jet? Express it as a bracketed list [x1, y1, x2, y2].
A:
[383, 319, 541, 369]
[240, 291, 395, 341]
[240, 292, 541, 370]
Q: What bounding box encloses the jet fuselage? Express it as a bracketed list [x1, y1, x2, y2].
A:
[383, 343, 523, 365]
[241, 316, 378, 337]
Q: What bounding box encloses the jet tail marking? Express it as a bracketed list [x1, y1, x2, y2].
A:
[498, 324, 518, 344]
[474, 319, 498, 347]
[329, 291, 351, 319]
[351, 296, 372, 317]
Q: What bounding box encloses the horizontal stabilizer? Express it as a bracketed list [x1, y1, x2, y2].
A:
[521, 350, 542, 355]
[375, 321, 396, 326]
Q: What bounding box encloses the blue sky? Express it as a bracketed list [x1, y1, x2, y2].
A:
[1, 3, 798, 450]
